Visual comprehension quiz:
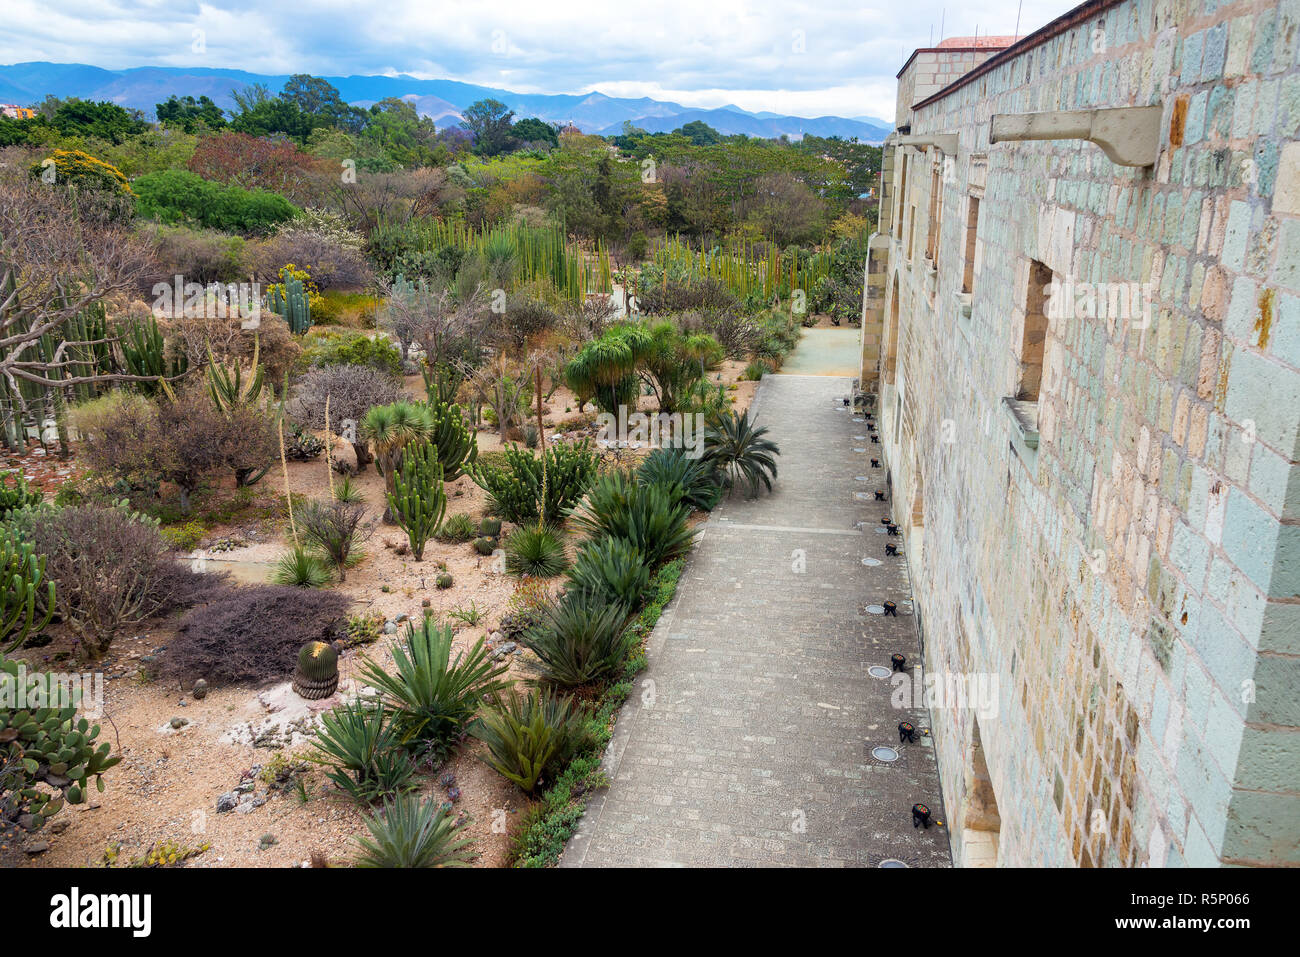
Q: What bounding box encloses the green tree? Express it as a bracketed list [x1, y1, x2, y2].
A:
[463, 99, 517, 157]
[512, 117, 558, 149]
[156, 95, 226, 133]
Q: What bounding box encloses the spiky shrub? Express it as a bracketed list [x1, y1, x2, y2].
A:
[0, 471, 41, 519]
[520, 591, 637, 688]
[272, 544, 331, 588]
[0, 528, 55, 654]
[293, 640, 339, 699]
[333, 475, 364, 503]
[358, 616, 510, 759]
[470, 439, 598, 525]
[0, 654, 122, 829]
[503, 527, 569, 579]
[353, 793, 473, 867]
[297, 498, 371, 581]
[436, 513, 476, 543]
[425, 394, 478, 482]
[565, 536, 651, 608]
[309, 702, 415, 804]
[568, 472, 695, 568]
[469, 689, 591, 794]
[636, 446, 722, 512]
[387, 441, 447, 561]
[285, 424, 325, 461]
[360, 400, 434, 497]
[704, 409, 780, 499]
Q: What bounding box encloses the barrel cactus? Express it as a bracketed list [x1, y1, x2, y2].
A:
[473, 536, 497, 556]
[478, 517, 502, 538]
[292, 640, 339, 700]
[436, 573, 453, 589]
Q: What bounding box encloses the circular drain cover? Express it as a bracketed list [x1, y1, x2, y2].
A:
[855, 491, 871, 499]
[875, 527, 887, 534]
[852, 447, 867, 453]
[865, 604, 886, 615]
[867, 665, 891, 678]
[879, 858, 909, 868]
[872, 746, 899, 762]
[855, 475, 869, 481]
[862, 557, 881, 566]
[854, 434, 866, 439]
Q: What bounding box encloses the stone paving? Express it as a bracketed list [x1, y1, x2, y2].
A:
[560, 373, 953, 868]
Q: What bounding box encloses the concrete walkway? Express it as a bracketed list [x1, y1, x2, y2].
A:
[560, 374, 952, 868]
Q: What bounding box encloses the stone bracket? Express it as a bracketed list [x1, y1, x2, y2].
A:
[989, 106, 1163, 168]
[895, 133, 960, 156]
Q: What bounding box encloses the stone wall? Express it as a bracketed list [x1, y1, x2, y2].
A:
[876, 0, 1299, 867]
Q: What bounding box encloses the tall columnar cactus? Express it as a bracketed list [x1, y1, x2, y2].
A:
[0, 655, 121, 827]
[293, 640, 339, 700]
[266, 276, 312, 335]
[0, 471, 41, 520]
[388, 441, 447, 561]
[426, 396, 477, 482]
[120, 316, 188, 396]
[1, 528, 55, 654]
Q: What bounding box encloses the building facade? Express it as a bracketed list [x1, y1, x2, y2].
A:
[863, 0, 1299, 866]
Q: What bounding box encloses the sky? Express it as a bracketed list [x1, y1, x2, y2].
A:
[5, 0, 1082, 120]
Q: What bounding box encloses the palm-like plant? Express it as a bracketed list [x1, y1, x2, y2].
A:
[568, 472, 694, 567]
[271, 544, 331, 587]
[565, 535, 651, 607]
[704, 409, 780, 498]
[520, 591, 637, 688]
[361, 401, 435, 487]
[358, 615, 510, 756]
[637, 445, 722, 512]
[469, 688, 590, 794]
[309, 702, 417, 804]
[353, 794, 473, 868]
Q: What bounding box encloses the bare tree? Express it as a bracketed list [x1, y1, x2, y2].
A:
[378, 275, 487, 367]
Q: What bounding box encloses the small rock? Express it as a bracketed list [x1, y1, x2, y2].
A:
[22, 839, 49, 855]
[500, 642, 517, 654]
[383, 621, 397, 635]
[169, 717, 187, 730]
[48, 819, 70, 834]
[178, 699, 188, 707]
[216, 791, 239, 813]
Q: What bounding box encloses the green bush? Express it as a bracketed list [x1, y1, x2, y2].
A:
[470, 439, 598, 525]
[160, 521, 206, 552]
[503, 526, 569, 578]
[436, 513, 477, 543]
[354, 793, 472, 867]
[568, 472, 695, 567]
[133, 168, 298, 234]
[357, 616, 509, 760]
[300, 328, 403, 377]
[565, 536, 650, 608]
[272, 544, 330, 588]
[470, 689, 590, 794]
[636, 446, 722, 512]
[520, 591, 636, 688]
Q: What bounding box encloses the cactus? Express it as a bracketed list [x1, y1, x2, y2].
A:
[426, 395, 477, 482]
[0, 654, 121, 828]
[387, 441, 447, 562]
[292, 640, 339, 700]
[478, 517, 502, 538]
[266, 276, 312, 335]
[1, 528, 55, 654]
[0, 470, 41, 519]
[120, 315, 187, 396]
[472, 536, 497, 556]
[436, 573, 453, 589]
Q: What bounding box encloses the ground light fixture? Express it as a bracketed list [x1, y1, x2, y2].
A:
[891, 653, 907, 671]
[883, 600, 898, 616]
[886, 543, 899, 555]
[899, 721, 917, 743]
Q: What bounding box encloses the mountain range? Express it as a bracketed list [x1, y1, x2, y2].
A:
[0, 62, 893, 143]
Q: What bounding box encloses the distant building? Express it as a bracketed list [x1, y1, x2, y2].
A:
[0, 104, 36, 120]
[862, 0, 1299, 868]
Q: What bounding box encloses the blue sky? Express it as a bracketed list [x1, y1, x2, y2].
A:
[9, 1, 1080, 120]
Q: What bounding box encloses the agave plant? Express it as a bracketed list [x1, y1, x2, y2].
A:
[568, 471, 694, 567]
[565, 535, 651, 607]
[519, 591, 637, 688]
[703, 409, 780, 498]
[358, 615, 510, 756]
[503, 526, 569, 578]
[469, 688, 591, 794]
[353, 794, 473, 868]
[309, 702, 417, 804]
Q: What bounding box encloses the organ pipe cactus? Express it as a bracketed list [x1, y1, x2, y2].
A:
[266, 276, 312, 334]
[0, 529, 55, 654]
[387, 441, 447, 561]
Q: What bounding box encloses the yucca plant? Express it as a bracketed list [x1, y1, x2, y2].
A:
[503, 526, 569, 578]
[353, 794, 473, 868]
[297, 498, 370, 581]
[469, 688, 591, 794]
[309, 702, 417, 804]
[704, 409, 780, 498]
[271, 544, 331, 588]
[358, 615, 510, 757]
[568, 472, 695, 568]
[361, 400, 435, 495]
[333, 475, 364, 503]
[565, 535, 651, 608]
[636, 445, 722, 512]
[520, 591, 636, 688]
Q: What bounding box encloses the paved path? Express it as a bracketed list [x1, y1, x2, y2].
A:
[561, 374, 952, 868]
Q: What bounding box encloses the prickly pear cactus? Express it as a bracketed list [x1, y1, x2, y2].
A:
[292, 640, 338, 700]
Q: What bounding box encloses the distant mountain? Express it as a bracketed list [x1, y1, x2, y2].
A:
[0, 62, 892, 143]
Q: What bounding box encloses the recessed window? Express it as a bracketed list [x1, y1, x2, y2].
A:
[925, 165, 942, 265]
[962, 196, 981, 295]
[1019, 260, 1054, 402]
